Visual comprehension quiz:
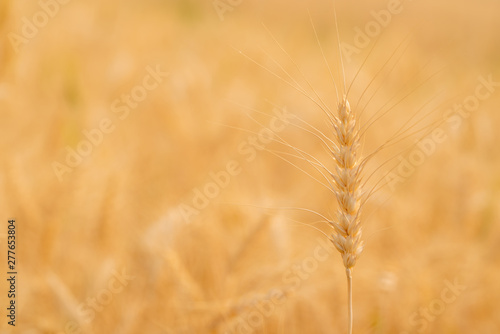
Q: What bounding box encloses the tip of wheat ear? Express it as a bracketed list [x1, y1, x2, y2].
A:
[330, 96, 364, 270]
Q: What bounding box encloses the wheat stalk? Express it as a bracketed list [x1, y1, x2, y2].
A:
[237, 12, 367, 332]
[329, 96, 364, 334]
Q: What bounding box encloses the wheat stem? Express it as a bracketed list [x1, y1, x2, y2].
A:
[347, 268, 353, 334]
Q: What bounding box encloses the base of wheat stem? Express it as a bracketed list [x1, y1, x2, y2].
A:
[347, 268, 353, 334]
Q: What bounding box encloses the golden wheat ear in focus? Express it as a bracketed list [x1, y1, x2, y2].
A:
[328, 95, 365, 334]
[329, 96, 364, 270]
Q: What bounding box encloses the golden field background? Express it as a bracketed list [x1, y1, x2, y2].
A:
[0, 0, 499, 333]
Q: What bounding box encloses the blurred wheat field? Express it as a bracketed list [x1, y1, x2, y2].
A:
[0, 0, 499, 333]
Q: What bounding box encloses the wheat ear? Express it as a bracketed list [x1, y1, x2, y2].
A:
[329, 96, 364, 334]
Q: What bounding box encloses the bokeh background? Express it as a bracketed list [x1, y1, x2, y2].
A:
[0, 0, 499, 333]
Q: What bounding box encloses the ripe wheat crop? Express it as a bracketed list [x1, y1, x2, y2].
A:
[235, 7, 452, 333]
